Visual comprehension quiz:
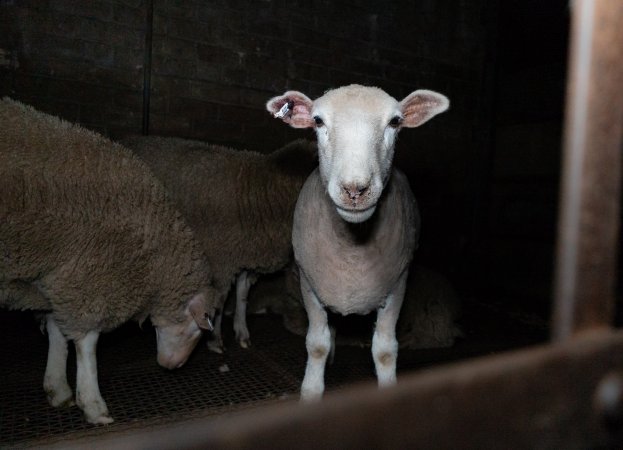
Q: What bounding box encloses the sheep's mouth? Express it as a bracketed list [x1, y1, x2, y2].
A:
[157, 354, 189, 370]
[337, 204, 375, 213]
[335, 204, 377, 223]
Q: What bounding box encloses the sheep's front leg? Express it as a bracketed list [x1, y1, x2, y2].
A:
[206, 310, 224, 353]
[372, 270, 408, 388]
[300, 271, 331, 402]
[43, 315, 74, 408]
[75, 331, 113, 424]
[234, 270, 257, 348]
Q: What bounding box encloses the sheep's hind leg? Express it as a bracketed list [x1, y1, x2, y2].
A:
[234, 271, 257, 348]
[300, 271, 331, 402]
[43, 315, 74, 408]
[372, 270, 408, 388]
[75, 330, 113, 424]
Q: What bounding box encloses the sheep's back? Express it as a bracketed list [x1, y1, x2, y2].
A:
[0, 98, 210, 336]
[125, 137, 317, 290]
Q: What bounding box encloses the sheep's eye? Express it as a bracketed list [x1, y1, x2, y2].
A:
[313, 116, 324, 127]
[389, 116, 402, 128]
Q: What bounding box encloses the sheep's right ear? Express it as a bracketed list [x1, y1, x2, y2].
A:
[188, 293, 214, 331]
[266, 91, 314, 128]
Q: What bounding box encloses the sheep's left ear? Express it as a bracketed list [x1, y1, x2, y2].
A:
[400, 90, 450, 128]
[188, 293, 214, 331]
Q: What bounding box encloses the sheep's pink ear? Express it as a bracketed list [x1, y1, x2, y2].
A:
[188, 293, 214, 331]
[266, 91, 314, 128]
[400, 90, 449, 128]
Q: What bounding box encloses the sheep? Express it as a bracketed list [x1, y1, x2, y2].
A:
[396, 266, 462, 349]
[0, 98, 217, 424]
[267, 84, 449, 400]
[120, 136, 318, 351]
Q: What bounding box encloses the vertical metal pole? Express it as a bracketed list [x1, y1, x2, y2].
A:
[552, 0, 623, 340]
[142, 0, 154, 136]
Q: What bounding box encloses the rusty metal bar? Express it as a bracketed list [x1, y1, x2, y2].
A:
[50, 330, 623, 449]
[552, 0, 623, 340]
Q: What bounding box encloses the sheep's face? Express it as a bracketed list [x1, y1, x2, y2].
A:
[312, 87, 402, 223]
[267, 85, 449, 223]
[152, 293, 214, 369]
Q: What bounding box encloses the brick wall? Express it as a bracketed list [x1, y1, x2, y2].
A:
[0, 0, 146, 137]
[146, 0, 487, 153]
[1, 1, 488, 143]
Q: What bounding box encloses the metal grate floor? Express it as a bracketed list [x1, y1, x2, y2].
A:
[0, 301, 546, 448]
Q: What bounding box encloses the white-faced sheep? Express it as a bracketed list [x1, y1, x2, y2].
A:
[121, 136, 318, 351]
[267, 84, 449, 400]
[0, 98, 217, 424]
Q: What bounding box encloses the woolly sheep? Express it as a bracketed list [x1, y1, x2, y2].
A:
[121, 136, 318, 351]
[267, 84, 449, 400]
[396, 266, 462, 349]
[0, 98, 217, 424]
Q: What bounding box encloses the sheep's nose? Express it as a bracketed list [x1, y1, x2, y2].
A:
[342, 183, 369, 201]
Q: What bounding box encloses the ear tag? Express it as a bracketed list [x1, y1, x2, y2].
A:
[274, 101, 293, 118]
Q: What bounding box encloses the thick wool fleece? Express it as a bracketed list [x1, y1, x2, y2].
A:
[122, 136, 317, 299]
[0, 98, 214, 339]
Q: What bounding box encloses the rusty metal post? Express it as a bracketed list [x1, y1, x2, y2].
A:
[553, 0, 623, 341]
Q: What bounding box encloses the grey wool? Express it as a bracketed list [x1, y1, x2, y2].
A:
[0, 98, 215, 335]
[122, 135, 318, 349]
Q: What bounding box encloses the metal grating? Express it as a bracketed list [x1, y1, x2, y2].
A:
[0, 312, 304, 447]
[0, 302, 546, 448]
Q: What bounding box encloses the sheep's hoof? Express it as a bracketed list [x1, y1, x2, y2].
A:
[82, 403, 114, 425]
[234, 327, 250, 348]
[78, 396, 113, 425]
[300, 386, 323, 403]
[45, 386, 75, 408]
[86, 413, 114, 425]
[206, 339, 224, 354]
[49, 395, 75, 409]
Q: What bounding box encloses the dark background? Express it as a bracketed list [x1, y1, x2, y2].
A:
[0, 0, 571, 327]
